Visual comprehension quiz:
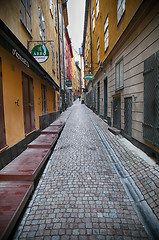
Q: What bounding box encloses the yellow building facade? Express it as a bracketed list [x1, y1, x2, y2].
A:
[0, 0, 67, 168]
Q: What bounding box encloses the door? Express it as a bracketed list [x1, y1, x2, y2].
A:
[41, 84, 47, 115]
[22, 73, 35, 135]
[0, 60, 6, 150]
[124, 97, 132, 138]
[113, 97, 121, 129]
[104, 78, 107, 119]
[143, 51, 159, 146]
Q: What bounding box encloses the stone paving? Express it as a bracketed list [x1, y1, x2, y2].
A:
[13, 100, 159, 240]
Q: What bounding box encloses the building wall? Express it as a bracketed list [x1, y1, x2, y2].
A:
[0, 0, 60, 87]
[93, 1, 159, 154]
[0, 45, 59, 148]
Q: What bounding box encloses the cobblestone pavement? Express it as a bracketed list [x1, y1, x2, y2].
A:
[13, 101, 159, 240]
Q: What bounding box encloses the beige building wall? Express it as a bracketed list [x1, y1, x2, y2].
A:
[93, 4, 159, 153]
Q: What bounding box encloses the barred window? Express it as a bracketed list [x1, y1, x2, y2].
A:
[39, 7, 45, 41]
[104, 15, 109, 51]
[115, 59, 124, 90]
[20, 0, 32, 34]
[97, 37, 100, 63]
[117, 0, 125, 23]
[92, 8, 95, 31]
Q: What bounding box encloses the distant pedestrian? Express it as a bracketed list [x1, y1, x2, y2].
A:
[79, 95, 81, 101]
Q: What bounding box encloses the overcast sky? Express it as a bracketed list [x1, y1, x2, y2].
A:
[67, 0, 85, 54]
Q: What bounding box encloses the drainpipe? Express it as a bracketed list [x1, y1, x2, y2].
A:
[57, 0, 62, 111]
[89, 0, 93, 88]
[61, 3, 66, 110]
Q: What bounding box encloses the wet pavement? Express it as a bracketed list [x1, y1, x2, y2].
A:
[13, 100, 159, 240]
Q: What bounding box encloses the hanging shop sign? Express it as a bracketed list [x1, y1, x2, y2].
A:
[31, 45, 49, 63]
[84, 73, 94, 81]
[66, 80, 72, 87]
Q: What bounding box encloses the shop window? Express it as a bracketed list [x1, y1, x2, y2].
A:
[53, 90, 56, 112]
[20, 0, 32, 34]
[22, 73, 35, 135]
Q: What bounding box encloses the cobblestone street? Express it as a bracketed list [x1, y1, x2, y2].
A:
[13, 101, 159, 240]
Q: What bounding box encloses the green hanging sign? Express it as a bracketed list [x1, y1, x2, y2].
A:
[84, 73, 94, 80]
[31, 45, 49, 63]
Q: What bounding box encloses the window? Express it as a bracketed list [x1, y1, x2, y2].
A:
[0, 60, 6, 150]
[92, 8, 95, 31]
[39, 7, 45, 41]
[20, 0, 32, 34]
[96, 0, 99, 18]
[54, 5, 57, 30]
[117, 0, 125, 23]
[51, 41, 55, 72]
[97, 37, 100, 63]
[22, 73, 35, 135]
[56, 52, 59, 78]
[49, 0, 53, 16]
[115, 59, 124, 90]
[41, 84, 47, 115]
[104, 15, 109, 51]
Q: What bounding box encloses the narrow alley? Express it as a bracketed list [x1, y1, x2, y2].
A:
[13, 101, 159, 240]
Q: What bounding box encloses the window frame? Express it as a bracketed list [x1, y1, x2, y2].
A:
[97, 37, 100, 63]
[96, 0, 99, 19]
[117, 0, 126, 24]
[115, 58, 124, 91]
[92, 8, 95, 31]
[20, 0, 32, 35]
[39, 7, 45, 41]
[104, 15, 109, 52]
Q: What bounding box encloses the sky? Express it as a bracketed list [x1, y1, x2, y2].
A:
[67, 0, 85, 54]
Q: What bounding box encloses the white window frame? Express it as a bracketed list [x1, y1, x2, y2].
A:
[92, 8, 95, 31]
[115, 58, 124, 90]
[97, 37, 100, 63]
[39, 7, 45, 41]
[104, 15, 109, 51]
[117, 0, 125, 23]
[96, 0, 99, 18]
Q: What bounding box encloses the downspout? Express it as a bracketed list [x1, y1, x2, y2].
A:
[57, 0, 62, 110]
[89, 0, 93, 87]
[61, 3, 66, 110]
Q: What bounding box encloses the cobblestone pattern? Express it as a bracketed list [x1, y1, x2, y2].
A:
[14, 102, 148, 239]
[89, 107, 159, 221]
